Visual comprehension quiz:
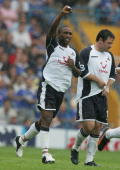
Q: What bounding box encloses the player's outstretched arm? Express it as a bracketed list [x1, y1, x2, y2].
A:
[47, 5, 72, 38]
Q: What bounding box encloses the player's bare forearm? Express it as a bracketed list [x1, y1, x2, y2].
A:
[47, 5, 72, 37]
[86, 74, 106, 88]
[47, 13, 64, 37]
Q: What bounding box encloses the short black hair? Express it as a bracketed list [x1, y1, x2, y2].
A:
[96, 29, 115, 42]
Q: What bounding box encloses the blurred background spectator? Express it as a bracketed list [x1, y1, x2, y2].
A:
[89, 0, 120, 25]
[0, 0, 18, 29]
[0, 98, 17, 125]
[11, 22, 32, 48]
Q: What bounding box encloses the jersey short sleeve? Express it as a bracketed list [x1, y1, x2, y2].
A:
[109, 52, 115, 80]
[79, 47, 92, 78]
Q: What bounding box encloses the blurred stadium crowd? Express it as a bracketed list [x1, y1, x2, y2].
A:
[0, 0, 119, 129]
[89, 0, 120, 25]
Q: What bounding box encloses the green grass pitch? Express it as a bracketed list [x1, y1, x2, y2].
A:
[0, 147, 120, 170]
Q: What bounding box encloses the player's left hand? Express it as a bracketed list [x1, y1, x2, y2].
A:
[65, 58, 74, 68]
[102, 86, 109, 97]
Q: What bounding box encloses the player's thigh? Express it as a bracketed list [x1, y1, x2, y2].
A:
[82, 121, 96, 133]
[40, 109, 53, 127]
[93, 121, 103, 134]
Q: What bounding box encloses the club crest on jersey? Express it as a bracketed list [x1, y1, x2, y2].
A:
[58, 56, 68, 65]
[79, 64, 85, 71]
[71, 52, 75, 56]
[99, 60, 108, 73]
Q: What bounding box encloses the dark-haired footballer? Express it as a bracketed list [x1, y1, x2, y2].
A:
[71, 29, 116, 166]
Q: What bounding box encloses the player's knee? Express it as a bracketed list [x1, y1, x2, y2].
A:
[83, 121, 95, 134]
[93, 124, 102, 134]
[41, 116, 52, 127]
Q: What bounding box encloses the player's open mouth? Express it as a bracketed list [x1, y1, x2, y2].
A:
[65, 38, 71, 42]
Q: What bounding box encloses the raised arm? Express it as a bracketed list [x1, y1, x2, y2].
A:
[47, 5, 72, 39]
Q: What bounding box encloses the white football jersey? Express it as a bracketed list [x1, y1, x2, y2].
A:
[75, 45, 115, 102]
[43, 37, 79, 92]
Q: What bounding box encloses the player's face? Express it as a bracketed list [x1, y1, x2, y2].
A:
[58, 27, 72, 47]
[100, 37, 114, 51]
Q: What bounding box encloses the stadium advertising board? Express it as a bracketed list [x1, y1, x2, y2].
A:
[0, 125, 120, 151]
